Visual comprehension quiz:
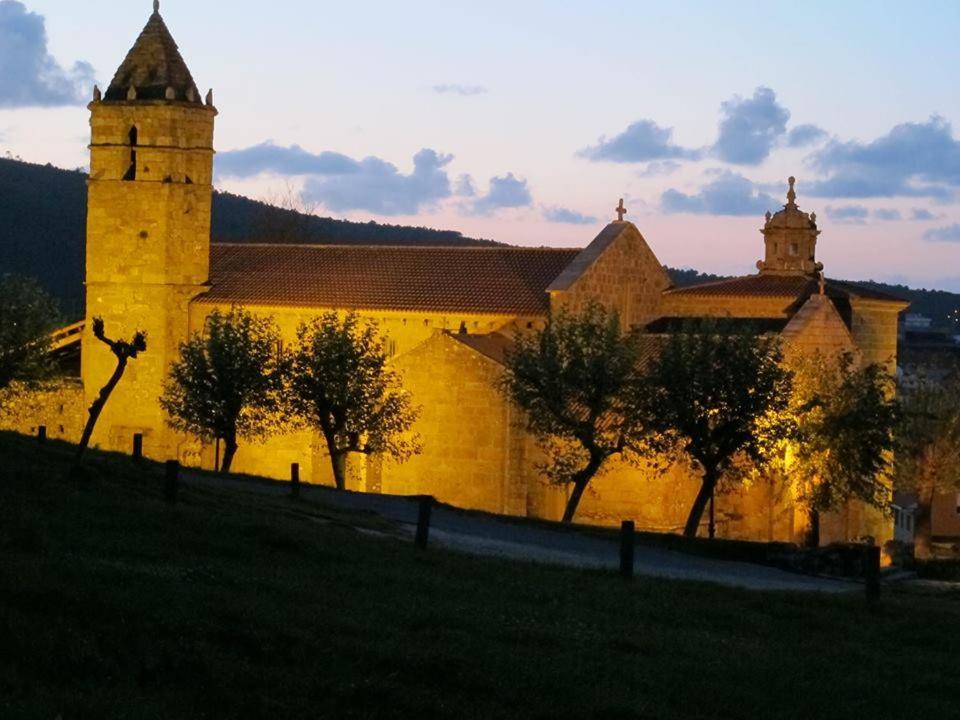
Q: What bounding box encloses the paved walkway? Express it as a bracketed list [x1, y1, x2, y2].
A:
[183, 471, 857, 593]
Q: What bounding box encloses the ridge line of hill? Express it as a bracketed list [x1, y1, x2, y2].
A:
[1, 157, 958, 328]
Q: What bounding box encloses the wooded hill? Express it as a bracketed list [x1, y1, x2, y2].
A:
[2, 157, 957, 327]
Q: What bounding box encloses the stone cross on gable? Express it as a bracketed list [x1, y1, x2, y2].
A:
[615, 198, 627, 222]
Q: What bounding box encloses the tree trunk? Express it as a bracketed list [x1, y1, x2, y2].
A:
[75, 356, 128, 463]
[561, 452, 605, 524]
[806, 508, 821, 548]
[220, 435, 238, 475]
[914, 484, 936, 560]
[684, 466, 718, 538]
[708, 490, 716, 539]
[330, 451, 347, 490]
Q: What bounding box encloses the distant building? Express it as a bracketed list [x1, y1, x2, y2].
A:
[903, 314, 933, 330]
[2, 4, 910, 545]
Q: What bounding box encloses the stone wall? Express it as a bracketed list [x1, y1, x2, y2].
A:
[549, 223, 671, 329]
[932, 492, 960, 539]
[169, 303, 538, 483]
[388, 333, 524, 513]
[849, 300, 901, 372]
[659, 293, 796, 319]
[0, 381, 85, 443]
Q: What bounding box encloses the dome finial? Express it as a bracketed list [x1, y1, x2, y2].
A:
[153, 1, 160, 14]
[786, 176, 797, 207]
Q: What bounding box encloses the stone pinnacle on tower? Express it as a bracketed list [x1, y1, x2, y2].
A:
[154, 1, 160, 13]
[104, 2, 202, 103]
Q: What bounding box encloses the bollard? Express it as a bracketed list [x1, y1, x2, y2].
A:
[291, 462, 301, 499]
[415, 496, 433, 550]
[164, 460, 180, 504]
[132, 433, 143, 461]
[620, 520, 635, 579]
[865, 544, 881, 608]
[37, 426, 47, 444]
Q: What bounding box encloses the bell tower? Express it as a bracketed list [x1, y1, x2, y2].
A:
[83, 1, 216, 456]
[757, 177, 823, 276]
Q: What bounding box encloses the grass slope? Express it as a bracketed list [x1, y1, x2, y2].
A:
[1, 432, 959, 720]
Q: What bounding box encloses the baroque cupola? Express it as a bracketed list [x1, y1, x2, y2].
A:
[756, 177, 823, 276]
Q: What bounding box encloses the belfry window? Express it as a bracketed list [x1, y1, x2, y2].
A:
[789, 242, 799, 256]
[123, 126, 138, 181]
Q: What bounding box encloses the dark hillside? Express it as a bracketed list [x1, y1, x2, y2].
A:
[0, 158, 496, 316]
[2, 157, 957, 328]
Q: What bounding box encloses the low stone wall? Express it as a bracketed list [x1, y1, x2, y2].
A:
[0, 381, 86, 443]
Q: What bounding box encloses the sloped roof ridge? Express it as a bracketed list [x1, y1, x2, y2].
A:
[209, 241, 582, 252]
[548, 221, 632, 292]
[662, 272, 807, 294]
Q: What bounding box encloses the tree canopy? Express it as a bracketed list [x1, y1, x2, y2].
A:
[288, 312, 419, 490]
[644, 322, 793, 538]
[0, 274, 60, 391]
[160, 307, 284, 473]
[501, 302, 655, 523]
[895, 368, 960, 557]
[785, 351, 900, 546]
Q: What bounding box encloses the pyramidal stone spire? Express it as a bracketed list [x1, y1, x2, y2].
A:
[104, 2, 202, 103]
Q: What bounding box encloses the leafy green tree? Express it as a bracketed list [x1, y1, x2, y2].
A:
[501, 302, 654, 523]
[786, 352, 900, 547]
[160, 307, 284, 473]
[288, 312, 419, 490]
[644, 322, 793, 538]
[0, 274, 60, 390]
[895, 370, 960, 558]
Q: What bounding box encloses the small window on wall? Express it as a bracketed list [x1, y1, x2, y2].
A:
[123, 126, 138, 181]
[789, 242, 800, 256]
[955, 493, 960, 515]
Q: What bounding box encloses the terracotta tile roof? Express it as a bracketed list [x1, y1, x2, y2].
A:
[105, 9, 201, 103]
[450, 332, 515, 365]
[664, 273, 907, 304]
[199, 243, 580, 315]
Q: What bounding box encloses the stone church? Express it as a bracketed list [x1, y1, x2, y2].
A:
[8, 4, 909, 544]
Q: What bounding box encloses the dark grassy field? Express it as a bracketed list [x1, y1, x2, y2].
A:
[1, 431, 958, 720]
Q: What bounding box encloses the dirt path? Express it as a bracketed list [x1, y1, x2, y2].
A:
[184, 471, 858, 593]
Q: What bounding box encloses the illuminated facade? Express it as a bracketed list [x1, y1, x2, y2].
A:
[6, 4, 910, 544]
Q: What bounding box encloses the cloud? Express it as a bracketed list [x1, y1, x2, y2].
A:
[579, 119, 700, 163]
[433, 83, 488, 96]
[543, 206, 598, 225]
[661, 171, 777, 216]
[638, 160, 682, 177]
[787, 124, 828, 148]
[826, 205, 869, 224]
[217, 142, 358, 178]
[873, 208, 901, 221]
[453, 174, 476, 197]
[0, 0, 95, 108]
[807, 116, 960, 199]
[923, 224, 960, 243]
[302, 148, 453, 216]
[911, 208, 936, 221]
[713, 87, 790, 165]
[469, 173, 532, 215]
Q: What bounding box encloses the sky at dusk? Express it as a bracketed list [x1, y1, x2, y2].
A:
[2, 0, 960, 291]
